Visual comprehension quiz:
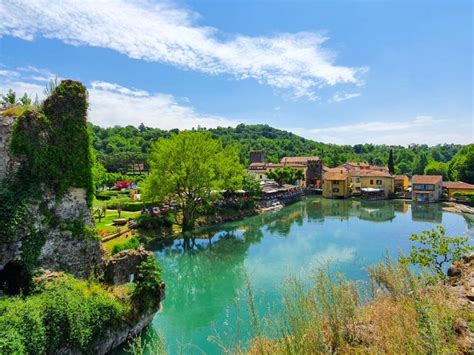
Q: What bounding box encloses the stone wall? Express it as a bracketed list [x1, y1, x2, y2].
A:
[104, 247, 151, 284]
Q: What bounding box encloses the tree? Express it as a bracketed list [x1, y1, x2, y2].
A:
[424, 161, 449, 180]
[388, 149, 395, 175]
[448, 144, 474, 183]
[144, 131, 244, 231]
[267, 166, 304, 186]
[0, 89, 16, 105]
[414, 152, 429, 175]
[19, 93, 31, 106]
[401, 225, 473, 276]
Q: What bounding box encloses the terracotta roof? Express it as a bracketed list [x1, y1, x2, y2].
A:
[349, 169, 393, 178]
[280, 156, 321, 165]
[412, 175, 443, 184]
[443, 181, 474, 190]
[344, 162, 388, 172]
[324, 168, 348, 180]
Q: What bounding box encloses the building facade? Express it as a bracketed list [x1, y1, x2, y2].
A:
[322, 168, 350, 198]
[394, 175, 409, 192]
[443, 181, 474, 197]
[412, 175, 443, 203]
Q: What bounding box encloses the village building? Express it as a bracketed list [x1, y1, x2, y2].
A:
[355, 170, 394, 199]
[443, 181, 474, 197]
[322, 168, 350, 198]
[411, 175, 443, 203]
[394, 175, 409, 192]
[247, 150, 323, 188]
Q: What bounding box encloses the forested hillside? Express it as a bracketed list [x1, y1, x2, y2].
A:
[90, 123, 469, 179]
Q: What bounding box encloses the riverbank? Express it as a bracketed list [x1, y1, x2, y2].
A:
[244, 255, 474, 354]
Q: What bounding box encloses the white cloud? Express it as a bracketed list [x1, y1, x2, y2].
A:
[291, 116, 473, 145]
[332, 92, 361, 102]
[88, 81, 237, 129]
[0, 67, 238, 129]
[0, 0, 365, 100]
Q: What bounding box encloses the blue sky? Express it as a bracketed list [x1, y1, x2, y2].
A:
[0, 0, 472, 145]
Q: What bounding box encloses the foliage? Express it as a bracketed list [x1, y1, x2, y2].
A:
[448, 144, 474, 183]
[424, 161, 449, 179]
[414, 151, 429, 175]
[132, 255, 163, 311]
[10, 81, 94, 206]
[388, 149, 395, 174]
[90, 123, 463, 176]
[266, 166, 304, 186]
[1, 80, 96, 292]
[144, 131, 245, 231]
[0, 275, 125, 354]
[0, 88, 17, 105]
[401, 225, 474, 275]
[107, 199, 144, 212]
[111, 236, 141, 255]
[242, 174, 262, 200]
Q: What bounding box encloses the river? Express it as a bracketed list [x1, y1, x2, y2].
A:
[146, 197, 472, 354]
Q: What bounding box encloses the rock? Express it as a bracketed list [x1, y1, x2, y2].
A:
[55, 188, 93, 226]
[39, 229, 103, 278]
[104, 247, 152, 285]
[0, 115, 16, 182]
[448, 264, 463, 277]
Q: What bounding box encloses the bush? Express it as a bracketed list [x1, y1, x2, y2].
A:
[400, 225, 474, 275]
[107, 200, 144, 212]
[136, 213, 174, 229]
[111, 237, 141, 255]
[0, 275, 125, 353]
[132, 255, 162, 311]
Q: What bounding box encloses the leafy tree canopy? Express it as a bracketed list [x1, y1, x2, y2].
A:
[143, 131, 245, 231]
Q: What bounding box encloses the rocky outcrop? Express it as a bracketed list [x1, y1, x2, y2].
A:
[39, 228, 103, 278]
[447, 253, 474, 306]
[0, 115, 16, 181]
[104, 246, 152, 285]
[447, 253, 474, 352]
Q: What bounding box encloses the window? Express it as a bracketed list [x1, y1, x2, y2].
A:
[332, 188, 339, 193]
[259, 175, 263, 179]
[333, 180, 340, 185]
[376, 179, 382, 185]
[370, 179, 374, 185]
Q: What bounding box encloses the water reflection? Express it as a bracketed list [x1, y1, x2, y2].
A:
[151, 197, 469, 354]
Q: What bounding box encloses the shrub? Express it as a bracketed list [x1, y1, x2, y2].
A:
[112, 237, 141, 255]
[132, 255, 162, 311]
[0, 275, 125, 353]
[400, 225, 474, 275]
[107, 200, 144, 212]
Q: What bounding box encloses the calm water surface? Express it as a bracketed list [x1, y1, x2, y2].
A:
[148, 197, 472, 354]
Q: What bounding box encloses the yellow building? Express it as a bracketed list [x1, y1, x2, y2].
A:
[394, 175, 409, 192]
[323, 168, 350, 198]
[443, 181, 474, 197]
[353, 170, 394, 198]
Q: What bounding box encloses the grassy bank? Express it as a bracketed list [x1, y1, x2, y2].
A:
[237, 258, 473, 354]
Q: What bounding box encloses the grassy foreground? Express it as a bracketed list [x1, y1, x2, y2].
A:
[238, 258, 473, 354]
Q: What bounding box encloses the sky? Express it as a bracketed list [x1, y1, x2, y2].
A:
[0, 0, 472, 146]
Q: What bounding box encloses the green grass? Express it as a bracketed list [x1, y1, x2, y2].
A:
[102, 231, 137, 254]
[94, 209, 141, 233]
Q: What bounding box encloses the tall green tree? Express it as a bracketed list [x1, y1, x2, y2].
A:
[388, 149, 395, 174]
[414, 152, 429, 175]
[144, 131, 244, 231]
[448, 144, 474, 183]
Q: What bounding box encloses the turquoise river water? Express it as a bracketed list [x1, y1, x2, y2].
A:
[146, 197, 472, 354]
